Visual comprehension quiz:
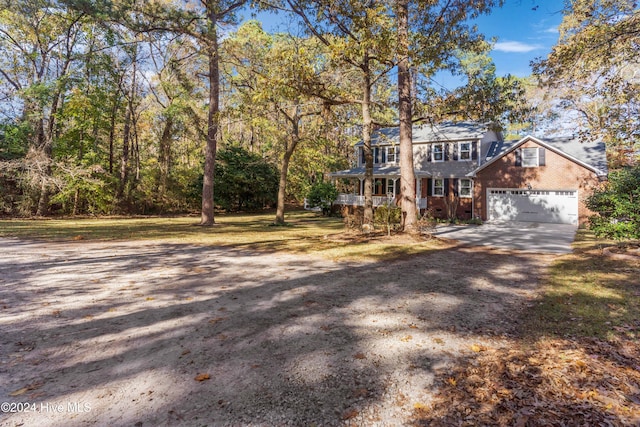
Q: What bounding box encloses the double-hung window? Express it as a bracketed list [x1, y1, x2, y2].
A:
[522, 147, 539, 167]
[386, 146, 398, 164]
[432, 143, 444, 162]
[433, 178, 444, 196]
[459, 179, 472, 197]
[458, 142, 471, 160]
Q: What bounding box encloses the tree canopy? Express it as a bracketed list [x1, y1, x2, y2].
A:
[533, 0, 639, 165]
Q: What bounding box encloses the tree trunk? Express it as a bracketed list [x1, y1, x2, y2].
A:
[118, 101, 132, 201]
[200, 3, 219, 226]
[275, 147, 295, 225]
[158, 116, 174, 196]
[361, 53, 374, 231]
[34, 118, 50, 216]
[275, 110, 300, 225]
[108, 94, 119, 174]
[118, 57, 138, 204]
[397, 0, 418, 232]
[36, 81, 64, 216]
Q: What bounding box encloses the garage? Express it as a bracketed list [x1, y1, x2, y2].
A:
[487, 188, 579, 225]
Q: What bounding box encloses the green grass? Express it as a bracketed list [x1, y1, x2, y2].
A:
[525, 230, 640, 340]
[0, 210, 446, 261]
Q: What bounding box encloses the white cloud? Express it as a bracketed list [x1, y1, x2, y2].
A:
[543, 26, 559, 34]
[494, 41, 543, 53]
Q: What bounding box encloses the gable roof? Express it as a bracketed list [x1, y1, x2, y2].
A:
[470, 135, 608, 177]
[357, 121, 490, 146]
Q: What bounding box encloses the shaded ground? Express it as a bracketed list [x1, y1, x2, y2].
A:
[1, 237, 547, 426]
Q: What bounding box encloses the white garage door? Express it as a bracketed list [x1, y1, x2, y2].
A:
[488, 188, 578, 225]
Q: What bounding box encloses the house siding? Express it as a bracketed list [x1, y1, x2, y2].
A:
[474, 140, 602, 225]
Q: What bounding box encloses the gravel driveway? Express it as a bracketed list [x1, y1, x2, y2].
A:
[0, 238, 551, 426]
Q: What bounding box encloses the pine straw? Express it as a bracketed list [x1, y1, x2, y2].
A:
[412, 338, 640, 426]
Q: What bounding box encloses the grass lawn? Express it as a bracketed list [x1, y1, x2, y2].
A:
[0, 210, 448, 262]
[417, 229, 640, 425]
[527, 230, 639, 341]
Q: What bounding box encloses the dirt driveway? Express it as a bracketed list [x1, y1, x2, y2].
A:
[0, 238, 551, 426]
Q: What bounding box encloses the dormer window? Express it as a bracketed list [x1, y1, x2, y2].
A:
[432, 143, 444, 162]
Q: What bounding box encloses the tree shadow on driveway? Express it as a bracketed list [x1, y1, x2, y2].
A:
[1, 238, 549, 426]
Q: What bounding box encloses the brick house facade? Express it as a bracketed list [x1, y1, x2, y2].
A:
[330, 123, 607, 226]
[471, 136, 608, 225]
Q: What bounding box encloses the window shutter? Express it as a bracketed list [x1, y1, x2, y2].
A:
[539, 148, 546, 166]
[444, 144, 449, 161]
[452, 178, 459, 196]
[427, 178, 433, 196]
[427, 145, 432, 162]
[382, 147, 386, 163]
[444, 178, 450, 196]
[395, 179, 401, 195]
[515, 149, 522, 167]
[453, 144, 458, 161]
[360, 147, 365, 165]
[472, 142, 477, 160]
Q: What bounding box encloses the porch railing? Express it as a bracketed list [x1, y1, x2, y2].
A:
[335, 193, 427, 209]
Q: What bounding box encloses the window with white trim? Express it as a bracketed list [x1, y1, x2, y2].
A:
[458, 142, 471, 160]
[387, 178, 396, 196]
[374, 147, 382, 164]
[386, 146, 398, 163]
[432, 143, 444, 162]
[522, 147, 539, 167]
[433, 178, 444, 196]
[374, 178, 385, 195]
[459, 179, 472, 197]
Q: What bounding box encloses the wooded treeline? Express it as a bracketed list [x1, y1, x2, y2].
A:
[0, 0, 354, 218]
[0, 0, 637, 223]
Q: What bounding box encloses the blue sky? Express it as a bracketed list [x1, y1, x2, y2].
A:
[239, 1, 565, 87]
[474, 0, 564, 78]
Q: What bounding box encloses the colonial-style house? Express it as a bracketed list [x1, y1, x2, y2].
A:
[329, 122, 607, 225]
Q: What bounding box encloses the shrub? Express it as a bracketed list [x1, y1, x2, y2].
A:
[306, 182, 338, 215]
[374, 202, 402, 235]
[586, 166, 640, 240]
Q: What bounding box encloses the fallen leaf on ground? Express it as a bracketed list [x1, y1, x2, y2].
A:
[470, 343, 486, 352]
[9, 383, 41, 396]
[9, 387, 29, 396]
[341, 409, 358, 420]
[194, 373, 210, 381]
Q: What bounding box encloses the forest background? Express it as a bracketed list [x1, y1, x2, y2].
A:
[0, 0, 637, 224]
